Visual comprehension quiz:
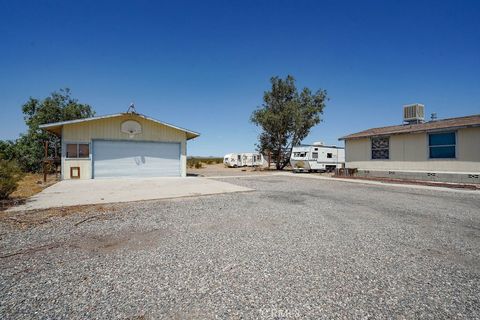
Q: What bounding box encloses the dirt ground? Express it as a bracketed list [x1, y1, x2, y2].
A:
[187, 163, 339, 179]
[187, 163, 276, 177]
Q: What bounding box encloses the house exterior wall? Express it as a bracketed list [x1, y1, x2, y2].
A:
[61, 115, 188, 179]
[344, 127, 480, 173]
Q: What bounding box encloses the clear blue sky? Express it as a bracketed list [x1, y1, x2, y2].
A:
[1, 0, 479, 156]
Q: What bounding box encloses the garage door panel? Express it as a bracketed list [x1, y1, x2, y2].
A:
[93, 140, 181, 178]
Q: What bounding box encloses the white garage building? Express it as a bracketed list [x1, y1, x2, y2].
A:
[40, 112, 199, 179]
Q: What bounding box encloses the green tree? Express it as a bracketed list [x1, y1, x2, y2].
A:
[14, 88, 95, 172]
[251, 75, 327, 170]
[0, 140, 16, 161]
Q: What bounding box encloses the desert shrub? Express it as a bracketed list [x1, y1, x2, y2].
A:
[188, 157, 223, 167]
[187, 158, 197, 168]
[207, 158, 222, 165]
[0, 160, 25, 199]
[187, 158, 204, 169]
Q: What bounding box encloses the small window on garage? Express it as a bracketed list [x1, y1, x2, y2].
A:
[327, 153, 333, 158]
[78, 144, 90, 158]
[429, 132, 456, 159]
[66, 143, 90, 159]
[312, 152, 318, 159]
[66, 144, 78, 158]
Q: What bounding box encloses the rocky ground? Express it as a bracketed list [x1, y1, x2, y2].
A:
[1, 175, 479, 319]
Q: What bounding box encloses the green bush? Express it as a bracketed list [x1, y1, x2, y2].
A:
[0, 160, 25, 200]
[0, 140, 16, 161]
[194, 162, 203, 169]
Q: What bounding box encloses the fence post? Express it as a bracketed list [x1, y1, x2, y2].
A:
[43, 140, 48, 183]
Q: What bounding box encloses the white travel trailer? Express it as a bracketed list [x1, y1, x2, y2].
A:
[224, 153, 241, 167]
[224, 152, 264, 167]
[290, 142, 345, 172]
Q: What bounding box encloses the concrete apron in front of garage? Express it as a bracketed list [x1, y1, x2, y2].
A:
[9, 177, 253, 212]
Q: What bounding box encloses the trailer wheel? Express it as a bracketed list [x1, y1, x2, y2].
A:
[326, 166, 336, 172]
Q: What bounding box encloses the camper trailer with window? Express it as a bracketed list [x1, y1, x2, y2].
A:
[224, 153, 241, 167]
[239, 152, 264, 167]
[290, 142, 345, 172]
[224, 152, 264, 167]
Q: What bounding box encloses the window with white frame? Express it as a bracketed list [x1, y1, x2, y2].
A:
[293, 152, 307, 157]
[429, 132, 456, 159]
[371, 136, 389, 159]
[66, 143, 90, 159]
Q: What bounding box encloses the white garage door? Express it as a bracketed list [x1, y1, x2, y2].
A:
[93, 140, 181, 178]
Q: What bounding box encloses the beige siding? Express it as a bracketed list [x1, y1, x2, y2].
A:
[345, 127, 480, 173]
[345, 138, 370, 162]
[63, 159, 91, 180]
[62, 115, 188, 179]
[63, 115, 186, 142]
[457, 127, 480, 160]
[401, 133, 426, 161]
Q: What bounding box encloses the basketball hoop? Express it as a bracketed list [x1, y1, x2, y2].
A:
[121, 120, 142, 138]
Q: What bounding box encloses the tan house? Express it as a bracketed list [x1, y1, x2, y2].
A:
[40, 111, 199, 179]
[339, 105, 480, 184]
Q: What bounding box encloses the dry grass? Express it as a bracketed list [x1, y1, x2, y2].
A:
[1, 174, 59, 212]
[10, 173, 58, 199]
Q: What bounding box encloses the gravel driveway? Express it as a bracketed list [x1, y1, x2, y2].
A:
[1, 175, 479, 319]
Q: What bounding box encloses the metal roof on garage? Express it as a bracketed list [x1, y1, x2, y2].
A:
[39, 112, 200, 140]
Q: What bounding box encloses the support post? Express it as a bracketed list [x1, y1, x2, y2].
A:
[267, 150, 271, 169]
[43, 140, 48, 183]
